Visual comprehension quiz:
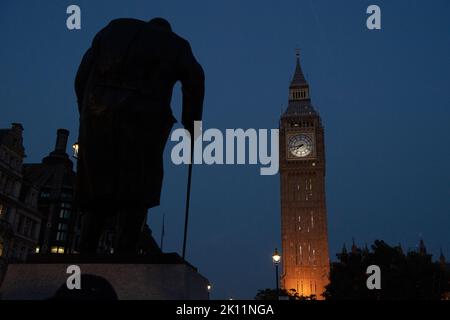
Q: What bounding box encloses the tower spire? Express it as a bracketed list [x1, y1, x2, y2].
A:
[419, 238, 427, 255]
[440, 247, 446, 264]
[342, 243, 348, 254]
[289, 49, 310, 102]
[291, 49, 308, 87]
[351, 237, 358, 254]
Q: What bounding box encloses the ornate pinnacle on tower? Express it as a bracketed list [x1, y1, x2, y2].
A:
[440, 247, 446, 265]
[290, 48, 307, 87]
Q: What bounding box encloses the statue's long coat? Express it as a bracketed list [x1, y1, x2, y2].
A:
[74, 18, 204, 210]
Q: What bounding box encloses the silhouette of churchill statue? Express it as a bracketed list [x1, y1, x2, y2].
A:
[74, 17, 204, 254]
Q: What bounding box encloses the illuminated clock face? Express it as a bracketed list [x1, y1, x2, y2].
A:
[288, 134, 313, 158]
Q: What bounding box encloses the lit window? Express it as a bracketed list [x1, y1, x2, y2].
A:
[50, 246, 65, 254]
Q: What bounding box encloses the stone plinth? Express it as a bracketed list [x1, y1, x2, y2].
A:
[0, 254, 209, 300]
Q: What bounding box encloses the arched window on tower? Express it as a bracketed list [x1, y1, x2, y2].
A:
[299, 244, 302, 265]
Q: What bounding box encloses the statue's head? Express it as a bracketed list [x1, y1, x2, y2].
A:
[148, 17, 172, 32]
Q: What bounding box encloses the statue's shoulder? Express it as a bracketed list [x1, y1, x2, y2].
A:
[171, 33, 191, 50]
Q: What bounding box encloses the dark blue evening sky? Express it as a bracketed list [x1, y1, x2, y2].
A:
[1, 0, 449, 299]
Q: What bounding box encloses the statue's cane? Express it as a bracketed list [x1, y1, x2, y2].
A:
[182, 133, 194, 260]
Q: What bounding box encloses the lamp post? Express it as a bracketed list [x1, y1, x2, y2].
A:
[72, 142, 79, 159]
[207, 283, 212, 300]
[272, 248, 281, 300]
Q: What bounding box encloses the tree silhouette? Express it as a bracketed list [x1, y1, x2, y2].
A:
[254, 288, 317, 300]
[324, 240, 450, 300]
[255, 288, 287, 300]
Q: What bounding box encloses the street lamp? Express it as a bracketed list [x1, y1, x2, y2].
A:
[72, 142, 79, 159]
[207, 283, 212, 300]
[272, 248, 281, 300]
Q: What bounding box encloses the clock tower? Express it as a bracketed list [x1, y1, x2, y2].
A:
[279, 51, 330, 299]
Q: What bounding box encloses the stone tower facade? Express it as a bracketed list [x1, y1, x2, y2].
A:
[279, 52, 330, 299]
